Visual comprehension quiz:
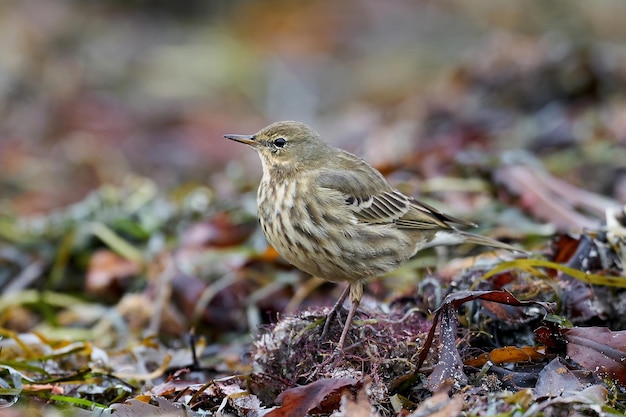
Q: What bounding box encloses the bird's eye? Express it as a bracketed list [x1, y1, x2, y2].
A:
[273, 138, 287, 148]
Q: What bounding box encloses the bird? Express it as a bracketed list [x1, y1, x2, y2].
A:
[224, 121, 523, 354]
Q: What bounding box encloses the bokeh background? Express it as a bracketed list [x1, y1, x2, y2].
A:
[3, 2, 626, 413]
[2, 0, 626, 216]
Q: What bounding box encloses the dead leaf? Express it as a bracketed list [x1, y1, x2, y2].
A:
[551, 234, 583, 264]
[394, 290, 549, 393]
[109, 397, 187, 417]
[427, 307, 467, 392]
[338, 384, 380, 417]
[534, 323, 567, 352]
[480, 299, 533, 324]
[407, 391, 464, 417]
[266, 378, 359, 417]
[86, 249, 141, 298]
[465, 345, 546, 367]
[529, 384, 608, 415]
[564, 326, 626, 385]
[534, 357, 587, 398]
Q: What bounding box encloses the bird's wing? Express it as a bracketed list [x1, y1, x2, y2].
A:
[399, 199, 476, 229]
[316, 167, 474, 230]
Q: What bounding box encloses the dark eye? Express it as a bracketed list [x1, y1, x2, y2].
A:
[273, 138, 287, 148]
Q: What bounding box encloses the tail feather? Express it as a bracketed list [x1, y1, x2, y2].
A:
[458, 230, 527, 253]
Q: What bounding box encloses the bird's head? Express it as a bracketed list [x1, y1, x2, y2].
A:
[224, 121, 332, 172]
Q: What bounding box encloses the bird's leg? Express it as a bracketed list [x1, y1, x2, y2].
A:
[335, 295, 360, 353]
[320, 284, 350, 342]
[316, 283, 362, 369]
[334, 282, 363, 353]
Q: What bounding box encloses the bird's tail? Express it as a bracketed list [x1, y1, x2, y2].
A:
[457, 230, 527, 254]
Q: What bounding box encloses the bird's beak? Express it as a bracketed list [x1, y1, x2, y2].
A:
[224, 134, 258, 147]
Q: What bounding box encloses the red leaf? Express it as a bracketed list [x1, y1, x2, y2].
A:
[534, 324, 567, 352]
[551, 234, 582, 264]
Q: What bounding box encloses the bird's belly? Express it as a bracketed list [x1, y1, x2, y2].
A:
[258, 182, 414, 282]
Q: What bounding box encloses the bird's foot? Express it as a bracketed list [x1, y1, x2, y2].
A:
[325, 346, 345, 365]
[306, 346, 345, 382]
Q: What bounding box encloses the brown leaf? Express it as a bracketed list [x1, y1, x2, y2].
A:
[564, 327, 626, 385]
[85, 249, 141, 298]
[465, 345, 546, 367]
[480, 300, 531, 324]
[266, 378, 359, 417]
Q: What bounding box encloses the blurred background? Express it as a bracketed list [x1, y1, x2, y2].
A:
[2, 2, 626, 410]
[2, 0, 626, 216]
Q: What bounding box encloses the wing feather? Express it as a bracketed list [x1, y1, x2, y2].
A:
[316, 161, 474, 230]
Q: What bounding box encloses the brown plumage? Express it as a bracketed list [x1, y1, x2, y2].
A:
[225, 121, 522, 353]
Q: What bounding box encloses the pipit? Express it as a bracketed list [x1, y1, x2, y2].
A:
[225, 121, 522, 353]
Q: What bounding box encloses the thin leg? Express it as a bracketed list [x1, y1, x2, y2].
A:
[316, 283, 363, 369]
[315, 293, 360, 372]
[320, 284, 350, 342]
[335, 297, 359, 352]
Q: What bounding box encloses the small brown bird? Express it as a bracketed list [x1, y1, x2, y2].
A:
[225, 121, 522, 353]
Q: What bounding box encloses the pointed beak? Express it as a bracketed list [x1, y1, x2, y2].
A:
[224, 133, 258, 147]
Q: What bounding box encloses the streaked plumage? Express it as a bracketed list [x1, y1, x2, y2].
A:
[225, 121, 522, 353]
